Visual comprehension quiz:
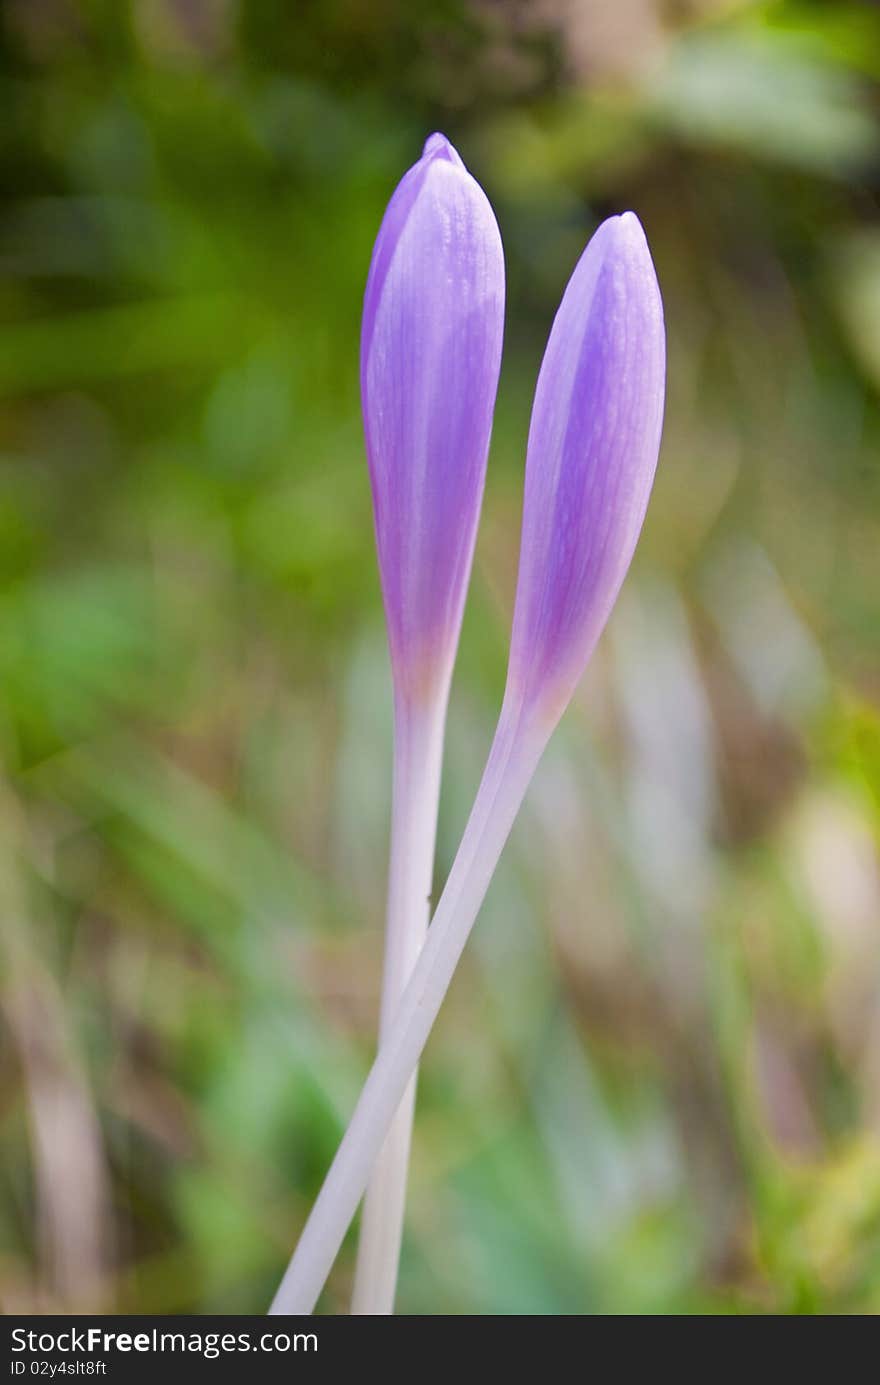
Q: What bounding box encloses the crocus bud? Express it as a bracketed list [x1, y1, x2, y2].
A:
[353, 135, 505, 1315]
[506, 211, 665, 728]
[270, 211, 665, 1317]
[361, 133, 505, 705]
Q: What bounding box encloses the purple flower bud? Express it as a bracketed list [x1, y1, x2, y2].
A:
[361, 134, 505, 704]
[506, 212, 665, 726]
[270, 211, 666, 1316]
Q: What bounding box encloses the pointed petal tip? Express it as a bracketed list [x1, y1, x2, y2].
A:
[590, 211, 663, 319]
[620, 213, 662, 278]
[616, 210, 653, 257]
[617, 209, 644, 233]
[422, 132, 465, 168]
[593, 210, 649, 259]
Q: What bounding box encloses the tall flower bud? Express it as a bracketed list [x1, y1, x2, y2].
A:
[362, 132, 505, 704]
[353, 134, 505, 1314]
[273, 212, 664, 1317]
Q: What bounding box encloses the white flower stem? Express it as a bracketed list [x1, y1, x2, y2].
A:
[269, 699, 549, 1315]
[350, 691, 446, 1315]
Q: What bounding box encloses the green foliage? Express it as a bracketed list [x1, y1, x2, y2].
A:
[0, 0, 878, 1314]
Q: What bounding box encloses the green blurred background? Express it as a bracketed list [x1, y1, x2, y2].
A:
[1, 0, 879, 1315]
